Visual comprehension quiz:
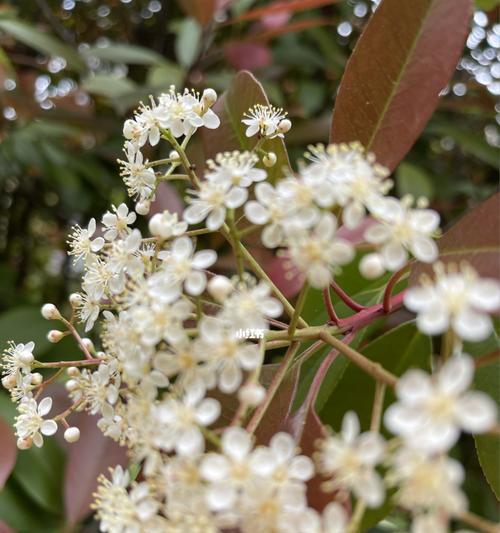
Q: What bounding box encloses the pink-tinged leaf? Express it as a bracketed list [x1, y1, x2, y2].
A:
[0, 416, 16, 490]
[0, 521, 13, 533]
[260, 11, 292, 29]
[331, 0, 473, 172]
[176, 0, 217, 25]
[201, 70, 291, 183]
[149, 182, 184, 216]
[337, 217, 376, 244]
[64, 412, 128, 526]
[230, 0, 338, 24]
[267, 251, 305, 299]
[224, 42, 272, 71]
[251, 17, 332, 41]
[410, 193, 500, 284]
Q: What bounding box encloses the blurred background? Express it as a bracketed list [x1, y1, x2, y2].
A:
[0, 0, 498, 530]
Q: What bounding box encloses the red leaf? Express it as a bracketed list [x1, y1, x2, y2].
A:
[64, 412, 128, 526]
[230, 0, 338, 24]
[0, 416, 16, 490]
[149, 182, 184, 216]
[176, 0, 217, 25]
[410, 193, 500, 283]
[331, 0, 473, 172]
[267, 251, 305, 299]
[201, 70, 291, 183]
[0, 521, 13, 533]
[224, 42, 272, 71]
[251, 17, 332, 41]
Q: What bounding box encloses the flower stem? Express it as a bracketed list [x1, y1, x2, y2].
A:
[288, 282, 309, 337]
[226, 211, 245, 279]
[370, 381, 386, 432]
[330, 280, 366, 312]
[458, 511, 500, 533]
[35, 359, 102, 368]
[319, 332, 398, 388]
[382, 263, 410, 313]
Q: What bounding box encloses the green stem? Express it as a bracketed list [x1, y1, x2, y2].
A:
[288, 282, 309, 337]
[227, 210, 245, 279]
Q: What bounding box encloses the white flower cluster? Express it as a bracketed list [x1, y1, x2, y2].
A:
[2, 86, 498, 533]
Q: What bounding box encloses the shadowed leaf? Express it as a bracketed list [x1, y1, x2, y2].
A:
[177, 0, 217, 25]
[0, 417, 16, 490]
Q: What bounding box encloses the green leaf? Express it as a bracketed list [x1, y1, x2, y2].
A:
[12, 437, 65, 515]
[147, 62, 185, 88]
[201, 70, 291, 183]
[475, 0, 499, 8]
[81, 74, 137, 99]
[0, 307, 52, 358]
[83, 43, 166, 65]
[331, 0, 473, 171]
[396, 162, 435, 200]
[427, 122, 499, 168]
[175, 18, 202, 69]
[0, 18, 85, 72]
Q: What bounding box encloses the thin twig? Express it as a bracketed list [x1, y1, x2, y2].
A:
[458, 511, 500, 533]
[382, 264, 410, 313]
[331, 280, 366, 312]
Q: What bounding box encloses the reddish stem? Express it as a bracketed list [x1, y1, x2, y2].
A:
[330, 280, 366, 312]
[38, 359, 102, 368]
[382, 264, 410, 313]
[322, 287, 341, 325]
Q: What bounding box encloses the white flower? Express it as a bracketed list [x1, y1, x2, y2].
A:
[405, 262, 500, 341]
[276, 176, 321, 227]
[219, 279, 283, 331]
[295, 502, 348, 533]
[242, 104, 288, 138]
[384, 354, 497, 453]
[244, 182, 292, 248]
[14, 396, 58, 448]
[365, 197, 439, 270]
[184, 180, 247, 230]
[205, 151, 267, 188]
[76, 284, 101, 332]
[102, 203, 137, 241]
[106, 229, 144, 280]
[196, 316, 261, 393]
[148, 210, 187, 239]
[157, 237, 217, 295]
[119, 142, 156, 201]
[2, 341, 35, 380]
[288, 213, 355, 289]
[411, 514, 448, 533]
[67, 218, 105, 264]
[315, 411, 385, 508]
[387, 447, 467, 517]
[155, 384, 220, 456]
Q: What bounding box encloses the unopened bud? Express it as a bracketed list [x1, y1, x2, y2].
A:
[238, 382, 266, 407]
[69, 293, 82, 308]
[359, 253, 385, 280]
[135, 200, 151, 216]
[18, 350, 34, 365]
[2, 375, 16, 390]
[81, 338, 95, 353]
[67, 366, 79, 377]
[65, 379, 78, 392]
[202, 88, 217, 107]
[263, 152, 277, 167]
[169, 150, 181, 162]
[208, 275, 233, 302]
[64, 427, 80, 443]
[31, 373, 43, 386]
[47, 330, 64, 343]
[277, 118, 291, 134]
[41, 303, 61, 321]
[17, 437, 32, 450]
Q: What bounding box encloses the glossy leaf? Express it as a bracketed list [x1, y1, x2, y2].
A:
[83, 43, 166, 65]
[410, 192, 500, 283]
[202, 70, 291, 182]
[396, 162, 435, 200]
[331, 0, 473, 171]
[0, 18, 85, 72]
[0, 417, 16, 490]
[175, 18, 202, 68]
[82, 74, 137, 99]
[177, 0, 217, 25]
[64, 412, 128, 526]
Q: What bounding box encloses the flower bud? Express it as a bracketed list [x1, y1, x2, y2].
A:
[47, 330, 64, 343]
[202, 88, 217, 107]
[65, 379, 78, 392]
[67, 366, 79, 377]
[169, 150, 181, 162]
[31, 373, 43, 386]
[41, 303, 61, 321]
[135, 200, 151, 216]
[263, 152, 277, 167]
[64, 427, 81, 443]
[81, 338, 95, 353]
[18, 350, 34, 365]
[238, 382, 266, 407]
[2, 375, 16, 390]
[17, 437, 32, 450]
[208, 275, 233, 302]
[277, 118, 292, 134]
[69, 293, 82, 308]
[359, 253, 385, 280]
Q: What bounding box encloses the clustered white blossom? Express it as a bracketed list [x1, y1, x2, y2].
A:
[2, 85, 498, 533]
